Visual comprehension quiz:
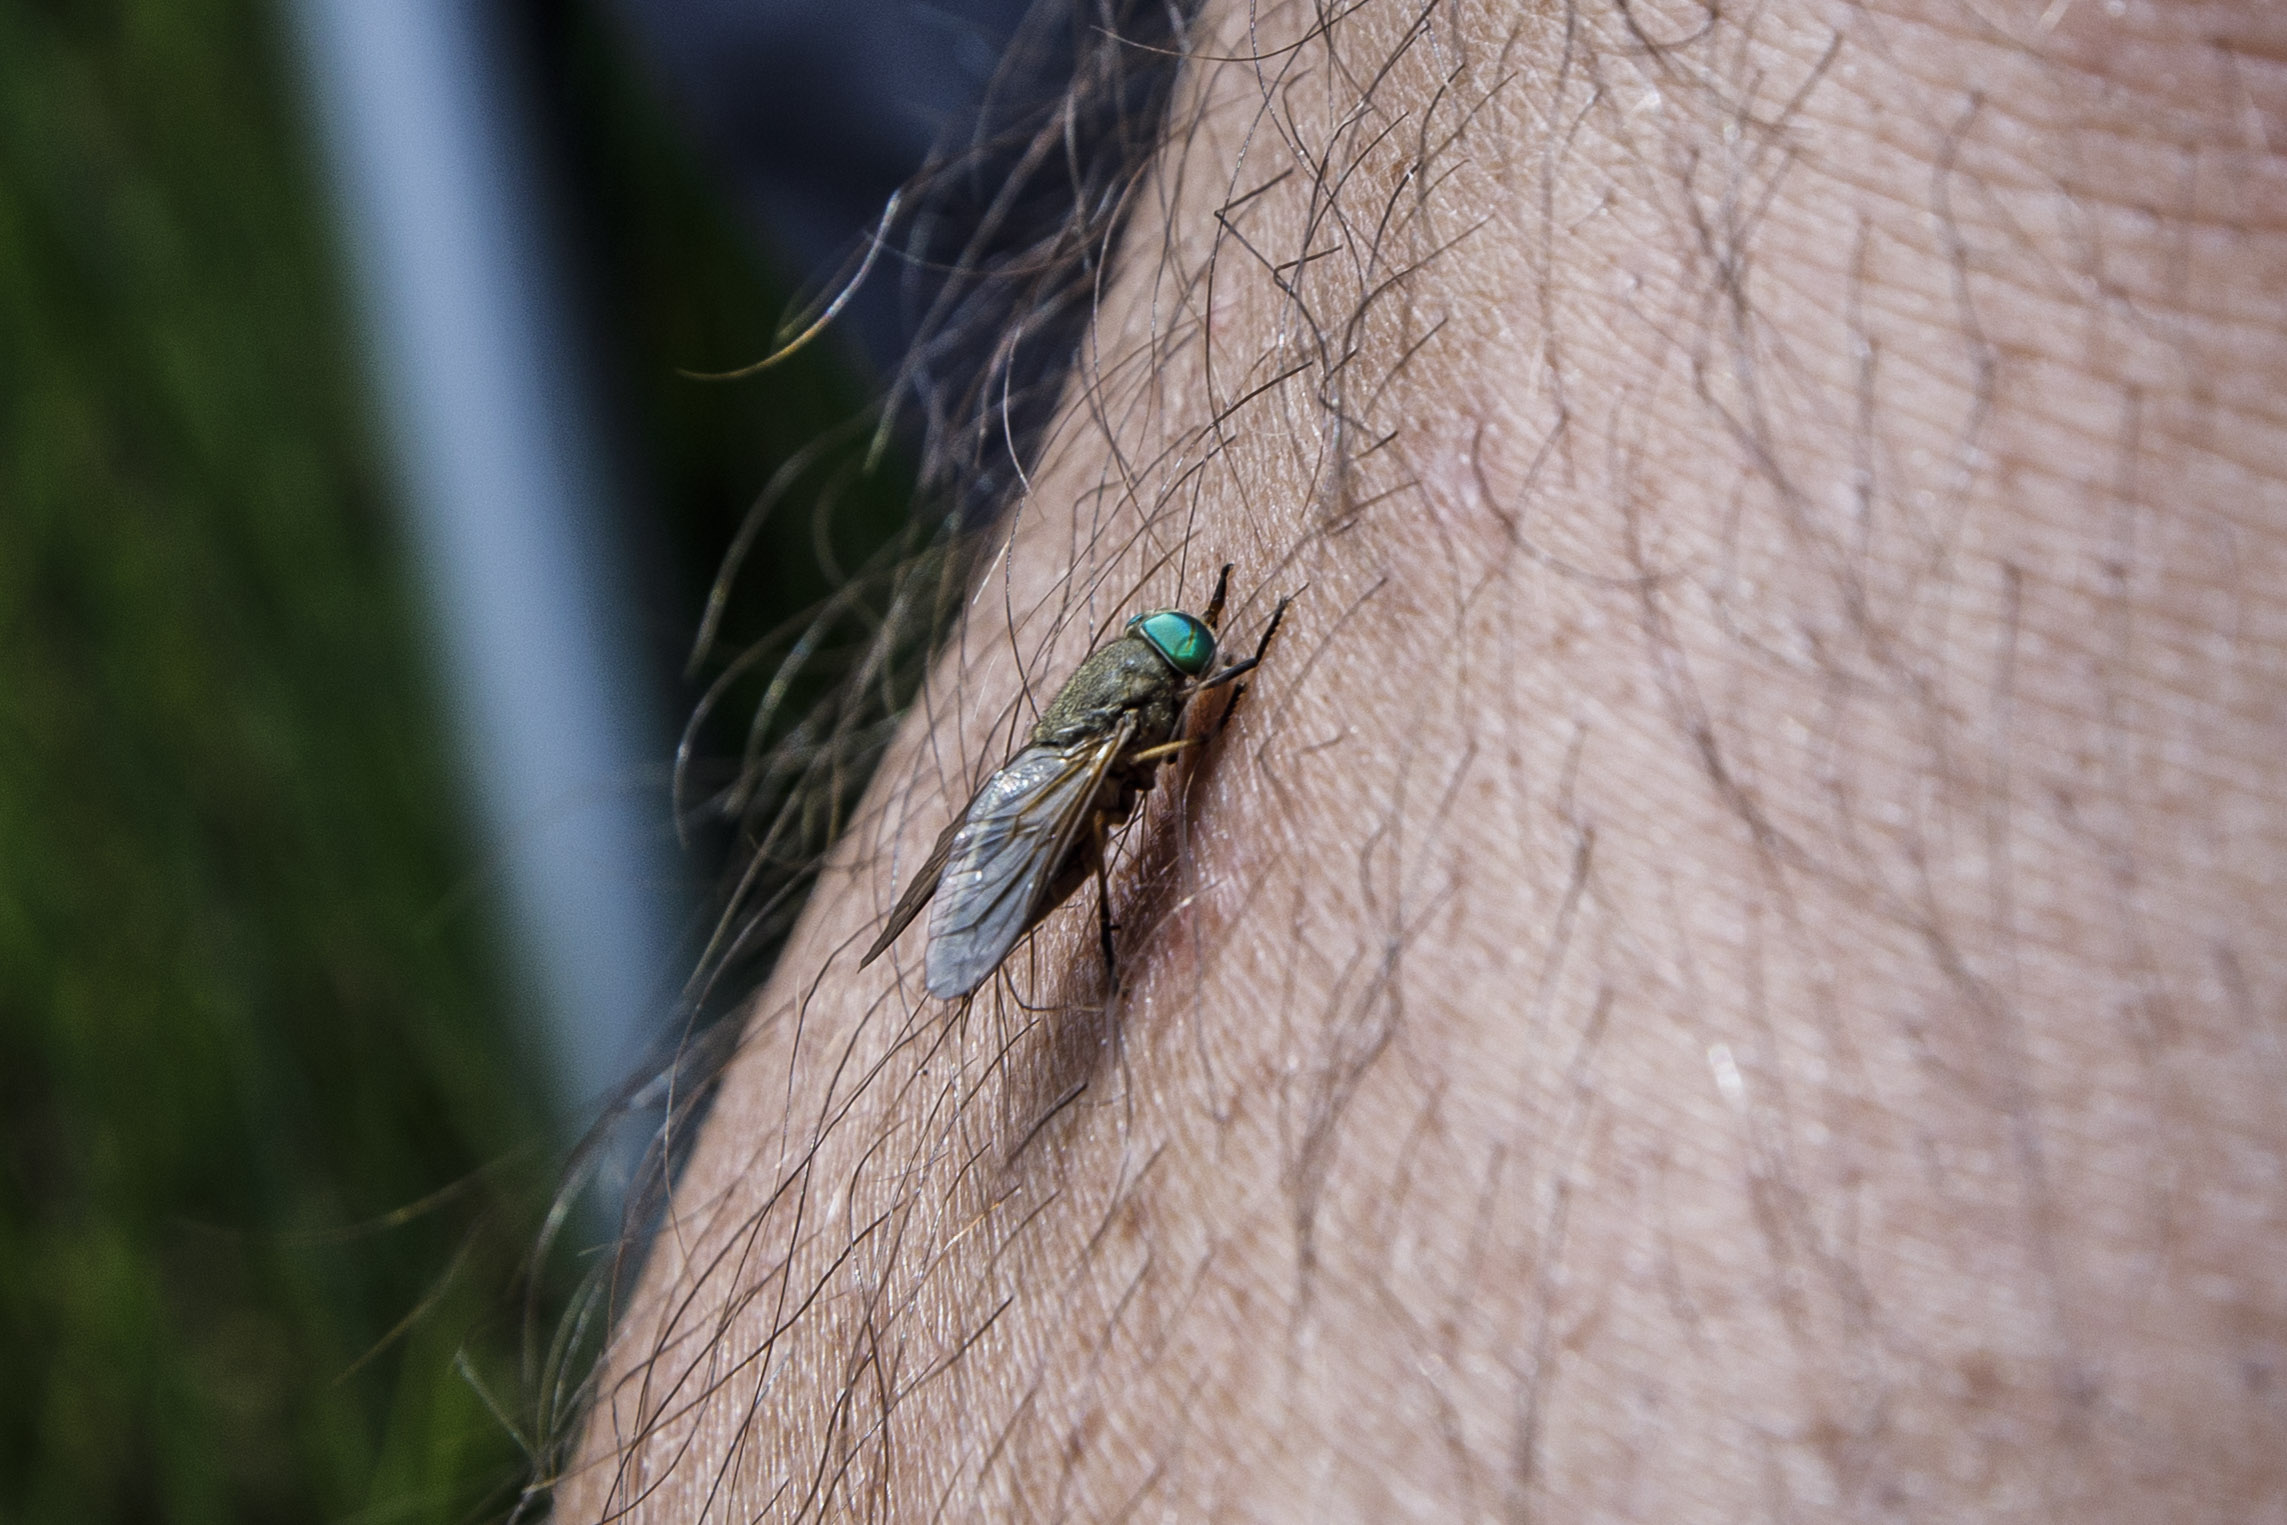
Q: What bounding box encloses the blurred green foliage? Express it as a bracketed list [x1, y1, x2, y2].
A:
[0, 0, 906, 1519]
[0, 0, 556, 1518]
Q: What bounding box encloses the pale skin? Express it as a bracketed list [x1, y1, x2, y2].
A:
[562, 0, 2287, 1515]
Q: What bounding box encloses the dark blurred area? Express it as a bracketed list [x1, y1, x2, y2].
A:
[0, 0, 1024, 1516]
[599, 0, 1037, 378]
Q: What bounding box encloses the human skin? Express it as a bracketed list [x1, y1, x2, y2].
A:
[562, 0, 2287, 1515]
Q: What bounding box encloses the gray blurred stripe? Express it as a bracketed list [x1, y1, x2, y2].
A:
[286, 0, 687, 1151]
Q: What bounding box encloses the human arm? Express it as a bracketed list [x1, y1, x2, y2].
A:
[564, 0, 2287, 1514]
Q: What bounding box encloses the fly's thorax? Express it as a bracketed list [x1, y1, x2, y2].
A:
[1031, 636, 1187, 751]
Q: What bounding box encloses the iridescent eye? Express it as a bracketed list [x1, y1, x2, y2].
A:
[1126, 609, 1217, 677]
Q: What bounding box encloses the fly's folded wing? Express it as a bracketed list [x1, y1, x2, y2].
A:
[922, 715, 1133, 998]
[858, 808, 964, 968]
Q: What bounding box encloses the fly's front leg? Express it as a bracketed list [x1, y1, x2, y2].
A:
[1201, 562, 1234, 631]
[1197, 593, 1294, 733]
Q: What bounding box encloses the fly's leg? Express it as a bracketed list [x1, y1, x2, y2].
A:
[1092, 814, 1119, 993]
[1199, 593, 1292, 691]
[1201, 562, 1234, 631]
[1196, 593, 1294, 733]
[1126, 738, 1198, 768]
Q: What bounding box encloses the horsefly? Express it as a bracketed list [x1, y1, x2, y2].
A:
[860, 565, 1292, 999]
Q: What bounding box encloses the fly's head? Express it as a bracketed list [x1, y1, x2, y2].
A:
[1125, 609, 1218, 679]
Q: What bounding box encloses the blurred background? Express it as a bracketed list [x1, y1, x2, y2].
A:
[0, 0, 1088, 1516]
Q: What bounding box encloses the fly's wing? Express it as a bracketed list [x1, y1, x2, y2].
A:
[923, 715, 1134, 999]
[857, 808, 966, 968]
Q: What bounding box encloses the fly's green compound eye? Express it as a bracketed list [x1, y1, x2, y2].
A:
[1126, 609, 1217, 677]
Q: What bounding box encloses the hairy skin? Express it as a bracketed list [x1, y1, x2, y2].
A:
[564, 0, 2287, 1515]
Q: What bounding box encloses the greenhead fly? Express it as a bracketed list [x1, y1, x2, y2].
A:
[860, 565, 1292, 998]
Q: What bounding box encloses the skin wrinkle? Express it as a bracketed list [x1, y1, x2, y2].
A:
[561, 0, 2287, 1516]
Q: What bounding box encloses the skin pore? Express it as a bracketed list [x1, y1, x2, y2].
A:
[563, 0, 2287, 1515]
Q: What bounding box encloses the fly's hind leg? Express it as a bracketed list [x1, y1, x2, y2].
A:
[1091, 814, 1119, 993]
